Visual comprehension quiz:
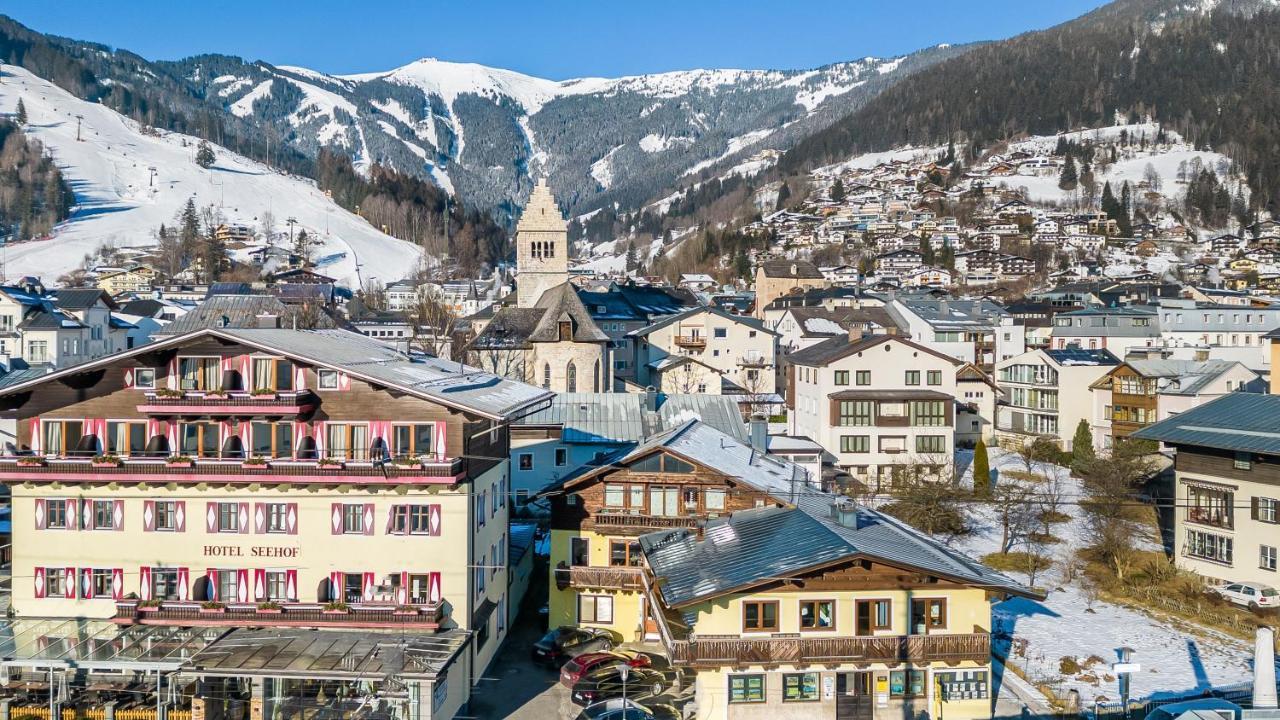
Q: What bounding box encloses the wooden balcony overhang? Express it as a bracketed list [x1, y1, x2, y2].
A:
[0, 457, 465, 486]
[114, 600, 444, 629]
[668, 632, 990, 668]
[554, 565, 647, 591]
[137, 390, 317, 417]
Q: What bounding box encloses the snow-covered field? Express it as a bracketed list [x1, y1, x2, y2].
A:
[953, 448, 1253, 704]
[0, 64, 423, 287]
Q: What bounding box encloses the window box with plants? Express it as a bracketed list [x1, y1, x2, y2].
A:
[393, 605, 420, 616]
[256, 601, 283, 614]
[391, 456, 424, 470]
[242, 456, 269, 469]
[199, 601, 226, 614]
[92, 454, 123, 468]
[203, 390, 230, 400]
[17, 456, 46, 467]
[250, 388, 277, 399]
[153, 389, 185, 399]
[165, 456, 194, 468]
[138, 600, 163, 612]
[317, 458, 344, 470]
[322, 601, 349, 615]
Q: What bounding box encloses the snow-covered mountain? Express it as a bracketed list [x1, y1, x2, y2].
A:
[174, 46, 966, 219]
[0, 64, 422, 287]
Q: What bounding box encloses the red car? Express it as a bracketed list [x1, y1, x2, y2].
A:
[560, 651, 652, 688]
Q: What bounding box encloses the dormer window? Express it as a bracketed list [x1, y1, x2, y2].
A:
[559, 321, 572, 341]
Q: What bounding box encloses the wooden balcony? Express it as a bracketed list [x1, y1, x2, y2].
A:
[113, 600, 444, 629]
[136, 390, 317, 416]
[1185, 506, 1233, 530]
[669, 632, 990, 668]
[0, 456, 464, 486]
[555, 565, 646, 591]
[674, 335, 707, 348]
[593, 512, 703, 532]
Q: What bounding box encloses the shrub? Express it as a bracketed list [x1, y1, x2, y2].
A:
[982, 551, 1053, 575]
[1059, 656, 1081, 675]
[972, 438, 991, 498]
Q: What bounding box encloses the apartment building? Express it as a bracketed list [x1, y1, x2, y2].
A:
[1048, 305, 1159, 357]
[630, 306, 779, 402]
[787, 333, 964, 489]
[1090, 356, 1258, 447]
[0, 282, 132, 368]
[541, 420, 1035, 720]
[1135, 393, 1280, 589]
[753, 260, 828, 319]
[887, 297, 1026, 373]
[994, 347, 1119, 450]
[0, 326, 550, 719]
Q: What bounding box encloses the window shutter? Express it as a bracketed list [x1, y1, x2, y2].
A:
[428, 572, 441, 604]
[206, 569, 219, 601]
[139, 567, 152, 601]
[236, 569, 249, 603]
[331, 503, 343, 535]
[124, 368, 134, 388]
[253, 569, 266, 601]
[175, 501, 186, 532]
[206, 502, 217, 533]
[81, 568, 92, 599]
[361, 572, 375, 602]
[285, 569, 298, 601]
[34, 499, 45, 530]
[177, 567, 190, 601]
[113, 500, 124, 531]
[386, 505, 399, 535]
[328, 571, 342, 602]
[363, 503, 375, 536]
[286, 503, 298, 535]
[1253, 497, 1261, 521]
[33, 568, 45, 599]
[429, 504, 442, 536]
[111, 569, 124, 600]
[254, 503, 266, 534]
[81, 500, 93, 532]
[64, 567, 75, 599]
[238, 502, 250, 534]
[143, 501, 155, 532]
[397, 571, 409, 604]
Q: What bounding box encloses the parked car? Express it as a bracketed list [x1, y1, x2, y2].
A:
[1210, 582, 1279, 610]
[575, 698, 681, 720]
[570, 665, 670, 706]
[560, 651, 653, 688]
[531, 626, 619, 666]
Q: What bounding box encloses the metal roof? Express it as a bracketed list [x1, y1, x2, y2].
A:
[0, 619, 226, 671]
[1133, 392, 1280, 454]
[628, 306, 774, 338]
[516, 392, 748, 444]
[189, 628, 468, 680]
[1043, 347, 1119, 366]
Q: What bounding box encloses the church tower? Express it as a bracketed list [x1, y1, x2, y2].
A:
[515, 178, 569, 309]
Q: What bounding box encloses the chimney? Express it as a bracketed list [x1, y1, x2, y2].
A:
[749, 414, 768, 453]
[644, 386, 658, 413]
[255, 313, 281, 329]
[1255, 626, 1278, 710]
[828, 499, 864, 528]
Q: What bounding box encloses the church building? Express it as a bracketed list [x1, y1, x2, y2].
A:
[466, 179, 611, 393]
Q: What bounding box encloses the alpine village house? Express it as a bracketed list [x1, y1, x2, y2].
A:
[0, 324, 552, 719]
[541, 420, 1038, 720]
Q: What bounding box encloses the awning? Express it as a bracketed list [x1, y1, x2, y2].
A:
[0, 619, 228, 672]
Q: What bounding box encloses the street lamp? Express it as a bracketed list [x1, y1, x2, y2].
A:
[619, 663, 630, 709]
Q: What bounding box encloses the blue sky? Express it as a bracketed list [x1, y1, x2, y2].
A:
[4, 0, 1110, 79]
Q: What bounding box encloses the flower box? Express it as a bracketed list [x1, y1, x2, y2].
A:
[165, 457, 194, 468]
[199, 606, 226, 614]
[17, 457, 46, 467]
[256, 608, 282, 615]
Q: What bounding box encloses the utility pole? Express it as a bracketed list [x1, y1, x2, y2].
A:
[74, 114, 83, 142]
[148, 166, 157, 188]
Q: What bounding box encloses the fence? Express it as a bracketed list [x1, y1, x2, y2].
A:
[1092, 682, 1253, 720]
[7, 710, 192, 720]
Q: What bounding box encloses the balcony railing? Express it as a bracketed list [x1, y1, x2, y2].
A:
[674, 335, 707, 348]
[738, 357, 771, 368]
[0, 455, 464, 485]
[555, 565, 647, 591]
[137, 390, 318, 415]
[594, 512, 703, 531]
[669, 632, 990, 667]
[114, 600, 444, 629]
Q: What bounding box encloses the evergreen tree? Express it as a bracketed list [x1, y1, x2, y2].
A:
[830, 178, 845, 203]
[1058, 156, 1078, 190]
[939, 240, 955, 270]
[195, 140, 216, 169]
[625, 241, 638, 273]
[775, 181, 791, 211]
[972, 438, 991, 498]
[920, 237, 936, 266]
[1118, 182, 1133, 236]
[15, 98, 27, 126]
[1071, 420, 1095, 470]
[294, 228, 310, 262]
[179, 199, 201, 258]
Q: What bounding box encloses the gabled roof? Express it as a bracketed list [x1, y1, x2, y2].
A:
[156, 296, 341, 335]
[1134, 393, 1280, 454]
[786, 333, 961, 369]
[516, 392, 747, 444]
[627, 305, 774, 339]
[470, 283, 608, 349]
[758, 259, 824, 279]
[1094, 359, 1248, 396]
[0, 327, 551, 421]
[51, 288, 117, 310]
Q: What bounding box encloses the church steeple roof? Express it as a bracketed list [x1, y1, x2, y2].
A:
[516, 178, 567, 234]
